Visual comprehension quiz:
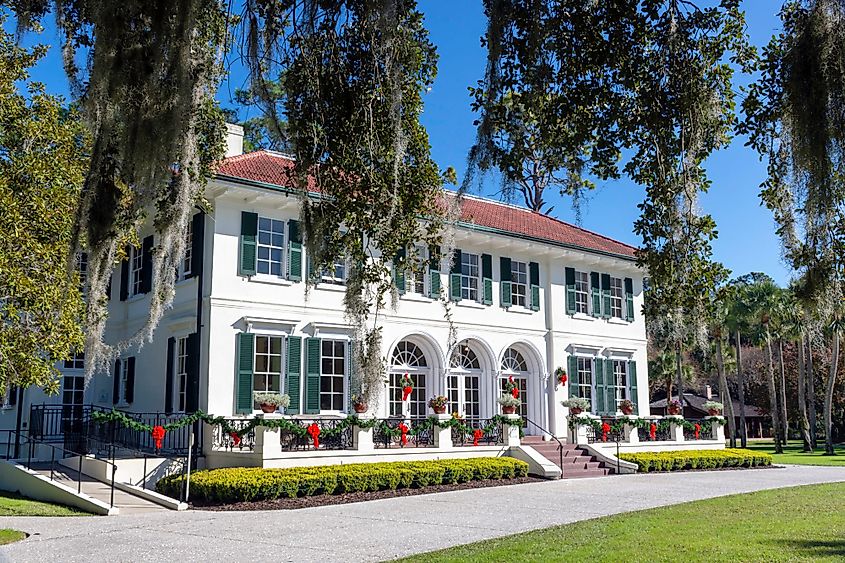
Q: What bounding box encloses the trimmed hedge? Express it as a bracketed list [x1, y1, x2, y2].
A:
[619, 448, 773, 473]
[157, 458, 529, 503]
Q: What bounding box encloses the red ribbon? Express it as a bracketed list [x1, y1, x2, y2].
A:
[649, 423, 657, 440]
[397, 422, 409, 446]
[694, 423, 701, 440]
[151, 425, 166, 450]
[559, 373, 567, 386]
[402, 386, 413, 401]
[601, 422, 610, 442]
[473, 429, 483, 446]
[508, 376, 519, 398]
[230, 432, 241, 447]
[307, 423, 320, 449]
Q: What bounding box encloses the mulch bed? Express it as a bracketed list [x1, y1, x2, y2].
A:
[194, 476, 545, 511]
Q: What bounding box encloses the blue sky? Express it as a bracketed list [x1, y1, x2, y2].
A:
[15, 2, 790, 285]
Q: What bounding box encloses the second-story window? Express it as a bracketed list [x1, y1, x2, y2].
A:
[510, 260, 528, 307]
[180, 220, 193, 280]
[575, 271, 589, 314]
[610, 276, 624, 318]
[460, 252, 480, 301]
[321, 259, 347, 285]
[130, 246, 143, 296]
[408, 245, 427, 295]
[257, 217, 285, 277]
[63, 351, 85, 370]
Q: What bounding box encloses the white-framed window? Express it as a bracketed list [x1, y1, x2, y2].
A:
[511, 260, 528, 308]
[612, 360, 628, 410]
[119, 360, 130, 404]
[253, 335, 283, 409]
[257, 217, 286, 277]
[460, 252, 480, 301]
[388, 341, 428, 417]
[610, 276, 624, 318]
[500, 348, 528, 416]
[180, 220, 193, 280]
[62, 374, 84, 407]
[321, 260, 347, 285]
[130, 246, 143, 296]
[448, 344, 482, 418]
[63, 351, 85, 371]
[2, 385, 17, 409]
[576, 357, 593, 407]
[320, 340, 346, 411]
[575, 271, 589, 314]
[175, 337, 189, 412]
[408, 245, 427, 295]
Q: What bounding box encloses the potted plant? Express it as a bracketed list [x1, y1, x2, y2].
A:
[351, 395, 368, 414]
[428, 395, 449, 414]
[554, 367, 567, 386]
[253, 392, 290, 414]
[561, 397, 590, 416]
[619, 399, 635, 416]
[667, 399, 682, 416]
[497, 394, 521, 415]
[703, 400, 723, 416]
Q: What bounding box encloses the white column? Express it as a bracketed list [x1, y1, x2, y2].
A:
[502, 414, 521, 447]
[707, 416, 726, 442]
[432, 414, 453, 449]
[666, 415, 685, 442]
[254, 415, 284, 461]
[622, 416, 640, 444]
[353, 416, 374, 452]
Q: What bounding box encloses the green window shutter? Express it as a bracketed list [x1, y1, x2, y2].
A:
[236, 332, 255, 414]
[500, 257, 512, 308]
[185, 332, 200, 413]
[601, 273, 612, 319]
[346, 340, 355, 413]
[529, 262, 540, 311]
[481, 253, 492, 305]
[165, 337, 175, 414]
[451, 249, 462, 274]
[624, 277, 634, 321]
[394, 247, 406, 295]
[112, 359, 121, 404]
[428, 245, 441, 298]
[286, 336, 302, 414]
[568, 355, 578, 398]
[450, 273, 463, 301]
[125, 357, 136, 404]
[565, 267, 576, 314]
[140, 236, 154, 294]
[288, 220, 302, 282]
[594, 358, 605, 414]
[119, 248, 129, 301]
[305, 337, 321, 414]
[190, 212, 205, 279]
[590, 272, 601, 317]
[604, 359, 615, 413]
[628, 360, 638, 414]
[239, 212, 258, 277]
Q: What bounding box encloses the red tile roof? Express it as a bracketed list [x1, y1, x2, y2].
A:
[217, 151, 637, 259]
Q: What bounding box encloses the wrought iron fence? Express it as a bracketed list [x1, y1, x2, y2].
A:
[683, 419, 712, 441]
[637, 419, 672, 442]
[452, 418, 501, 447]
[212, 418, 256, 451]
[279, 418, 353, 451]
[586, 417, 624, 444]
[372, 417, 434, 448]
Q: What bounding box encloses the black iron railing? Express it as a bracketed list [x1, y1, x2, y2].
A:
[373, 417, 434, 448]
[452, 418, 501, 446]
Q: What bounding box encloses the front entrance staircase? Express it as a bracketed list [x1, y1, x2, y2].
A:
[522, 436, 613, 478]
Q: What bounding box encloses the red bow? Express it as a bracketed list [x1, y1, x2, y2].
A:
[649, 423, 657, 440]
[601, 422, 611, 442]
[473, 429, 483, 446]
[694, 423, 701, 440]
[151, 425, 166, 450]
[398, 422, 409, 446]
[559, 373, 567, 386]
[230, 432, 241, 447]
[307, 423, 321, 449]
[402, 386, 413, 401]
[509, 376, 519, 398]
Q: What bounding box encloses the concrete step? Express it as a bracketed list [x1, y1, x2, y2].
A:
[561, 467, 612, 479]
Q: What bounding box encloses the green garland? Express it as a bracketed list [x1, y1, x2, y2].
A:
[567, 415, 723, 440]
[90, 409, 524, 445]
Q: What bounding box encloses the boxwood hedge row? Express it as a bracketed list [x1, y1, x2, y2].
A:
[157, 457, 529, 503]
[619, 448, 773, 473]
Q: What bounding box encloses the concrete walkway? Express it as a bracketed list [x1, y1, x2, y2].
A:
[2, 465, 845, 562]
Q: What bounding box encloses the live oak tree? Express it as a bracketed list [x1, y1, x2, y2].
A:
[0, 25, 87, 396]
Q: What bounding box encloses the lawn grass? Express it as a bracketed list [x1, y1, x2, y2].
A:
[0, 529, 26, 545]
[402, 483, 845, 562]
[742, 440, 845, 466]
[0, 491, 87, 517]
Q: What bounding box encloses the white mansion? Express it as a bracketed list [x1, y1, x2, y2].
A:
[1, 125, 649, 440]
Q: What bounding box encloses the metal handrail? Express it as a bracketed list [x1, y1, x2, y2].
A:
[82, 433, 188, 491]
[523, 418, 565, 479]
[1, 429, 118, 508]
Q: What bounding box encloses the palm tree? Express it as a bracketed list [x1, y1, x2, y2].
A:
[710, 289, 737, 447]
[725, 283, 751, 448]
[824, 314, 843, 455]
[770, 290, 791, 444]
[746, 280, 784, 453]
[649, 350, 677, 400]
[782, 293, 813, 452]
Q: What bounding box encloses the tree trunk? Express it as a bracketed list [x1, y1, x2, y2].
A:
[675, 342, 684, 416]
[797, 333, 812, 452]
[778, 339, 789, 444]
[765, 329, 783, 454]
[824, 330, 839, 455]
[806, 332, 818, 449]
[735, 330, 748, 448]
[715, 337, 736, 447]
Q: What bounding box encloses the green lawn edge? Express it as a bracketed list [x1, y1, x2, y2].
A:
[0, 491, 89, 517]
[0, 529, 27, 546]
[398, 482, 845, 562]
[742, 440, 845, 466]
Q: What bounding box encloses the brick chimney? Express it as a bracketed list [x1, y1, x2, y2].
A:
[705, 385, 712, 400]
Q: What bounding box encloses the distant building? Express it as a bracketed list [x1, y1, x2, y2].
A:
[650, 386, 770, 438]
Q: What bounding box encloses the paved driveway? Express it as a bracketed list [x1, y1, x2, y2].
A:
[3, 465, 845, 563]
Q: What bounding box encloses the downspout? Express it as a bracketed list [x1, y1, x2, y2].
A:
[193, 209, 205, 460]
[13, 386, 24, 458]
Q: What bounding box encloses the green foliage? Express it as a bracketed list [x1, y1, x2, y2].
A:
[0, 529, 25, 545]
[619, 448, 772, 473]
[0, 490, 88, 516]
[156, 458, 529, 503]
[0, 23, 87, 396]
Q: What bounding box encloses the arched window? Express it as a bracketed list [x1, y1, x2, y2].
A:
[448, 342, 482, 418]
[388, 341, 428, 417]
[500, 347, 529, 416]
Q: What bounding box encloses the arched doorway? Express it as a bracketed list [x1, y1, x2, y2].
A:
[499, 347, 529, 416]
[447, 341, 484, 419]
[387, 340, 429, 417]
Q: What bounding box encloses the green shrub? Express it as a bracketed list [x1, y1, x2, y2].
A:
[158, 457, 529, 504]
[619, 449, 773, 473]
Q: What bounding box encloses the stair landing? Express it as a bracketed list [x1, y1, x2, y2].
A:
[522, 436, 613, 479]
